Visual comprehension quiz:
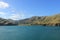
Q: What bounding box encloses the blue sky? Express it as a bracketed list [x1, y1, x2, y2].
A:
[0, 0, 60, 20]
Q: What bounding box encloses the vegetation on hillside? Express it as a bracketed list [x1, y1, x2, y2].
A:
[0, 14, 60, 26]
[19, 14, 60, 26]
[0, 18, 17, 25]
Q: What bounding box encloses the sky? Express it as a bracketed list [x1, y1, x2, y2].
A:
[0, 0, 60, 20]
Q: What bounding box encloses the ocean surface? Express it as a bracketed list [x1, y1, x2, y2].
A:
[0, 26, 60, 40]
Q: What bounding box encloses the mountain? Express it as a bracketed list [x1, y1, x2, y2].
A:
[0, 14, 60, 26]
[18, 14, 60, 26]
[0, 18, 17, 25]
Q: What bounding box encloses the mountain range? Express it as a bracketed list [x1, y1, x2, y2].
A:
[18, 14, 60, 26]
[0, 14, 60, 26]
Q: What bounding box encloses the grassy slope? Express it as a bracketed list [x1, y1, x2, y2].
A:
[19, 14, 60, 26]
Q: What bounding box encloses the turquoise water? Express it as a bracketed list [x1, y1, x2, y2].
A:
[0, 26, 60, 40]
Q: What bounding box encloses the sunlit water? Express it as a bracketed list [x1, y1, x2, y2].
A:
[0, 26, 60, 40]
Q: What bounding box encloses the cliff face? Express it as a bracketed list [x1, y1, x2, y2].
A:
[19, 14, 60, 26]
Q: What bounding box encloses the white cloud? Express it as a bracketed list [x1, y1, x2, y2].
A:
[0, 1, 9, 9]
[0, 12, 8, 18]
[9, 13, 25, 20]
[0, 12, 5, 15]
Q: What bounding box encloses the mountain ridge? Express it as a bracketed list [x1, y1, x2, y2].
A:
[18, 14, 60, 26]
[0, 14, 60, 26]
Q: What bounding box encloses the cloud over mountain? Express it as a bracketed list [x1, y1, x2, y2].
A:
[9, 13, 25, 20]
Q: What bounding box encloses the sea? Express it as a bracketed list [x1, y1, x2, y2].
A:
[0, 25, 60, 40]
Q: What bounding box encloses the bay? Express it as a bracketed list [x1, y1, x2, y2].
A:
[0, 26, 60, 40]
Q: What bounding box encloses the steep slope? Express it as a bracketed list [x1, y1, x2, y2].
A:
[19, 14, 60, 26]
